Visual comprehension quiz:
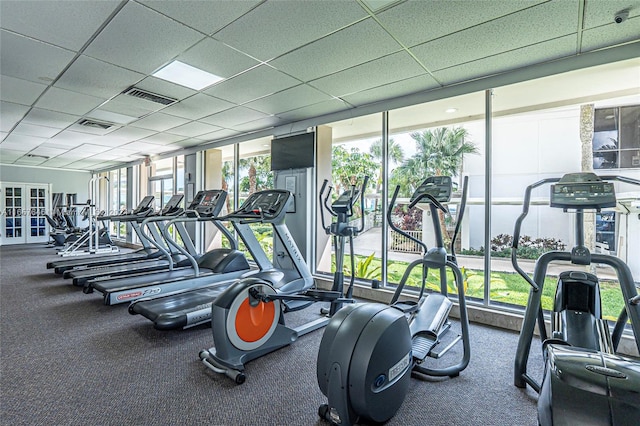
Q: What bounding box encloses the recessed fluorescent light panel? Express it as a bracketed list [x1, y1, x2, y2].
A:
[153, 61, 224, 90]
[445, 108, 458, 113]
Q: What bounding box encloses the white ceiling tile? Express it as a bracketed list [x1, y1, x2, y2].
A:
[214, 0, 368, 61]
[341, 74, 439, 107]
[100, 126, 158, 144]
[54, 55, 145, 99]
[177, 37, 259, 79]
[39, 158, 74, 167]
[138, 133, 185, 145]
[411, 1, 579, 72]
[277, 99, 352, 121]
[309, 52, 426, 97]
[130, 112, 190, 132]
[0, 101, 29, 131]
[49, 130, 99, 145]
[232, 116, 285, 133]
[199, 106, 271, 127]
[583, 0, 640, 28]
[0, 149, 24, 162]
[21, 108, 80, 129]
[270, 19, 402, 82]
[14, 156, 47, 166]
[162, 94, 234, 120]
[29, 145, 68, 158]
[0, 75, 48, 105]
[140, 0, 261, 35]
[35, 87, 106, 116]
[83, 1, 205, 74]
[72, 144, 111, 154]
[205, 65, 301, 104]
[376, 0, 546, 47]
[99, 94, 167, 118]
[12, 122, 61, 138]
[432, 36, 577, 85]
[119, 141, 167, 153]
[1, 133, 46, 150]
[0, 132, 7, 142]
[169, 137, 208, 148]
[0, 29, 76, 83]
[0, 1, 122, 51]
[244, 85, 332, 115]
[165, 121, 222, 137]
[581, 18, 640, 52]
[86, 109, 138, 125]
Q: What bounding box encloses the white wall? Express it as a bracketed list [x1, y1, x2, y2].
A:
[0, 164, 91, 203]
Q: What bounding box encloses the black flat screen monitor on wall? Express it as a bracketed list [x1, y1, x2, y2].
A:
[270, 132, 315, 171]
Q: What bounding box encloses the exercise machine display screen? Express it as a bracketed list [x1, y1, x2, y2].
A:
[186, 190, 226, 217]
[237, 190, 290, 217]
[411, 176, 452, 203]
[550, 182, 616, 210]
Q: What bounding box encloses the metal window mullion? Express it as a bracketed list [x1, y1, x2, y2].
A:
[484, 89, 493, 306]
[381, 111, 389, 286]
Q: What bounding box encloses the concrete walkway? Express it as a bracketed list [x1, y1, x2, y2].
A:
[354, 227, 618, 280]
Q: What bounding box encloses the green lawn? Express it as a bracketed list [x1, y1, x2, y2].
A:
[335, 254, 628, 322]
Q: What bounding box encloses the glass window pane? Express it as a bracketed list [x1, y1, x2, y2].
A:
[619, 105, 640, 150]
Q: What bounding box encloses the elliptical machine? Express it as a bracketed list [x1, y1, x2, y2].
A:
[512, 172, 640, 425]
[198, 179, 368, 384]
[317, 175, 471, 426]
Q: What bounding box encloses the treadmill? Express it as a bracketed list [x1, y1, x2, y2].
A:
[46, 195, 155, 274]
[63, 194, 186, 287]
[85, 189, 254, 305]
[128, 189, 314, 330]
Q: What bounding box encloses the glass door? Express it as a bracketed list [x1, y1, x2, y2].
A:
[1, 183, 48, 245]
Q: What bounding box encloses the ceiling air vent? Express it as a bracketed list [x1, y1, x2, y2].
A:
[123, 87, 177, 106]
[77, 119, 114, 130]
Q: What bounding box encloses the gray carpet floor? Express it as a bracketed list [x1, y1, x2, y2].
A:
[1, 244, 541, 425]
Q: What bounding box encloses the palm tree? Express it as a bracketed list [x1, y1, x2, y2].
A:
[393, 126, 478, 244]
[369, 138, 403, 224]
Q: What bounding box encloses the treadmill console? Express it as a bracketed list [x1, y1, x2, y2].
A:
[234, 189, 292, 221]
[159, 194, 184, 216]
[186, 190, 227, 217]
[133, 195, 155, 215]
[411, 176, 452, 204]
[550, 173, 616, 210]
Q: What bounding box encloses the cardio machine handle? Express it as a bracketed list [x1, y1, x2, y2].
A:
[387, 185, 428, 254]
[356, 175, 370, 234]
[408, 192, 448, 213]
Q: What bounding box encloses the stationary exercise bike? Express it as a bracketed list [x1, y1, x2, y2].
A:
[199, 178, 368, 384]
[317, 176, 471, 426]
[512, 172, 640, 425]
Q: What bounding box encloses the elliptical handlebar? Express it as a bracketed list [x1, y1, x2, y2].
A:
[387, 185, 428, 254]
[356, 176, 370, 234]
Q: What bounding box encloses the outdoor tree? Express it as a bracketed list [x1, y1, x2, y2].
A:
[331, 145, 379, 195]
[391, 126, 479, 244]
[238, 155, 273, 195]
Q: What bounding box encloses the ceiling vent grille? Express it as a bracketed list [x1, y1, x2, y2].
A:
[77, 119, 114, 130]
[123, 87, 177, 105]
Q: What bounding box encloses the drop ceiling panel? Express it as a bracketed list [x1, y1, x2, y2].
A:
[375, 0, 546, 48]
[140, 0, 261, 35]
[232, 116, 285, 133]
[39, 158, 75, 167]
[29, 145, 68, 158]
[98, 127, 158, 146]
[200, 106, 271, 128]
[0, 30, 76, 83]
[49, 130, 102, 146]
[1, 134, 47, 151]
[0, 149, 23, 162]
[0, 0, 122, 51]
[412, 1, 579, 72]
[310, 51, 426, 97]
[101, 93, 169, 116]
[433, 36, 577, 86]
[165, 121, 222, 138]
[34, 87, 106, 116]
[244, 84, 333, 115]
[21, 109, 80, 129]
[131, 113, 190, 132]
[169, 137, 208, 148]
[213, 0, 368, 61]
[54, 55, 145, 99]
[205, 65, 301, 104]
[581, 18, 640, 52]
[177, 37, 259, 79]
[138, 133, 186, 145]
[270, 18, 402, 82]
[583, 0, 640, 28]
[83, 1, 205, 74]
[277, 99, 352, 121]
[0, 102, 29, 132]
[341, 74, 439, 107]
[14, 156, 47, 166]
[162, 94, 234, 120]
[0, 76, 48, 106]
[12, 123, 61, 138]
[85, 109, 137, 125]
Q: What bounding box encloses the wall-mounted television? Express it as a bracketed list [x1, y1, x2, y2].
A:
[270, 132, 315, 171]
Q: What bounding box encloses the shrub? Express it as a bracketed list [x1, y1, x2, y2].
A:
[460, 234, 566, 260]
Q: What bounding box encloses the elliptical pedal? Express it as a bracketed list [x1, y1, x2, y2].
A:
[412, 333, 438, 362]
